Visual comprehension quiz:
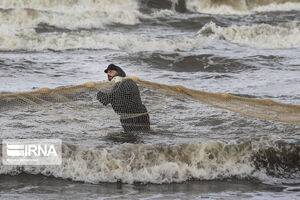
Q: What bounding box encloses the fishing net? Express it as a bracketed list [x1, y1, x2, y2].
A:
[1, 76, 300, 136]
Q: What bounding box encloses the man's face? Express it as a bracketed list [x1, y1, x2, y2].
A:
[107, 70, 118, 81]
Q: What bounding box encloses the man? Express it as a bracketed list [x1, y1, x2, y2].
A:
[97, 64, 150, 133]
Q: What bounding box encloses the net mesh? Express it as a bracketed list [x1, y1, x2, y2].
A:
[1, 76, 300, 135]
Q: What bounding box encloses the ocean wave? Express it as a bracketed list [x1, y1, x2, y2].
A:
[0, 141, 299, 184]
[198, 22, 300, 49]
[186, 0, 300, 15]
[141, 0, 187, 13]
[0, 29, 207, 52]
[0, 0, 140, 13]
[0, 0, 141, 30]
[123, 52, 257, 72]
[1, 0, 300, 31]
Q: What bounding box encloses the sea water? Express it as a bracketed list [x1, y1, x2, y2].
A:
[0, 0, 300, 199]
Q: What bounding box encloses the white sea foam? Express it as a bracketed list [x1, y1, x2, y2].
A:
[0, 0, 139, 13]
[1, 139, 298, 184]
[0, 142, 256, 184]
[186, 0, 300, 15]
[151, 9, 176, 18]
[253, 2, 300, 12]
[0, 0, 141, 29]
[1, 0, 300, 31]
[0, 29, 207, 52]
[186, 0, 249, 15]
[198, 22, 300, 49]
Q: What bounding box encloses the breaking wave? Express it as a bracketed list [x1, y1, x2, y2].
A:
[1, 0, 300, 32]
[0, 0, 141, 30]
[1, 0, 300, 51]
[186, 0, 300, 15]
[198, 22, 300, 49]
[0, 140, 299, 184]
[0, 29, 207, 52]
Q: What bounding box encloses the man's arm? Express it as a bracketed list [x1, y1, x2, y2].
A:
[97, 79, 133, 106]
[97, 90, 112, 106]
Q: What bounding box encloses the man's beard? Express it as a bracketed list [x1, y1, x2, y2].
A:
[108, 75, 113, 81]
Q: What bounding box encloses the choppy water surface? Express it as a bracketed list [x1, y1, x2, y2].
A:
[1, 0, 300, 199]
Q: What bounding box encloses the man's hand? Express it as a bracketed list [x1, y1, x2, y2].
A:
[97, 91, 110, 106]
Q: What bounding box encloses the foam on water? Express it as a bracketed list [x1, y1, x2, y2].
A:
[198, 22, 300, 49]
[0, 0, 141, 30]
[0, 8, 141, 30]
[150, 9, 176, 18]
[1, 22, 300, 51]
[2, 0, 300, 32]
[0, 29, 208, 51]
[0, 0, 140, 14]
[186, 0, 300, 15]
[1, 0, 300, 51]
[0, 140, 299, 184]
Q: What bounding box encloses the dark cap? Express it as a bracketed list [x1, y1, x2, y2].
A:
[104, 64, 126, 77]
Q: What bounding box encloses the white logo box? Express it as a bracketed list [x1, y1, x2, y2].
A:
[2, 139, 62, 165]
